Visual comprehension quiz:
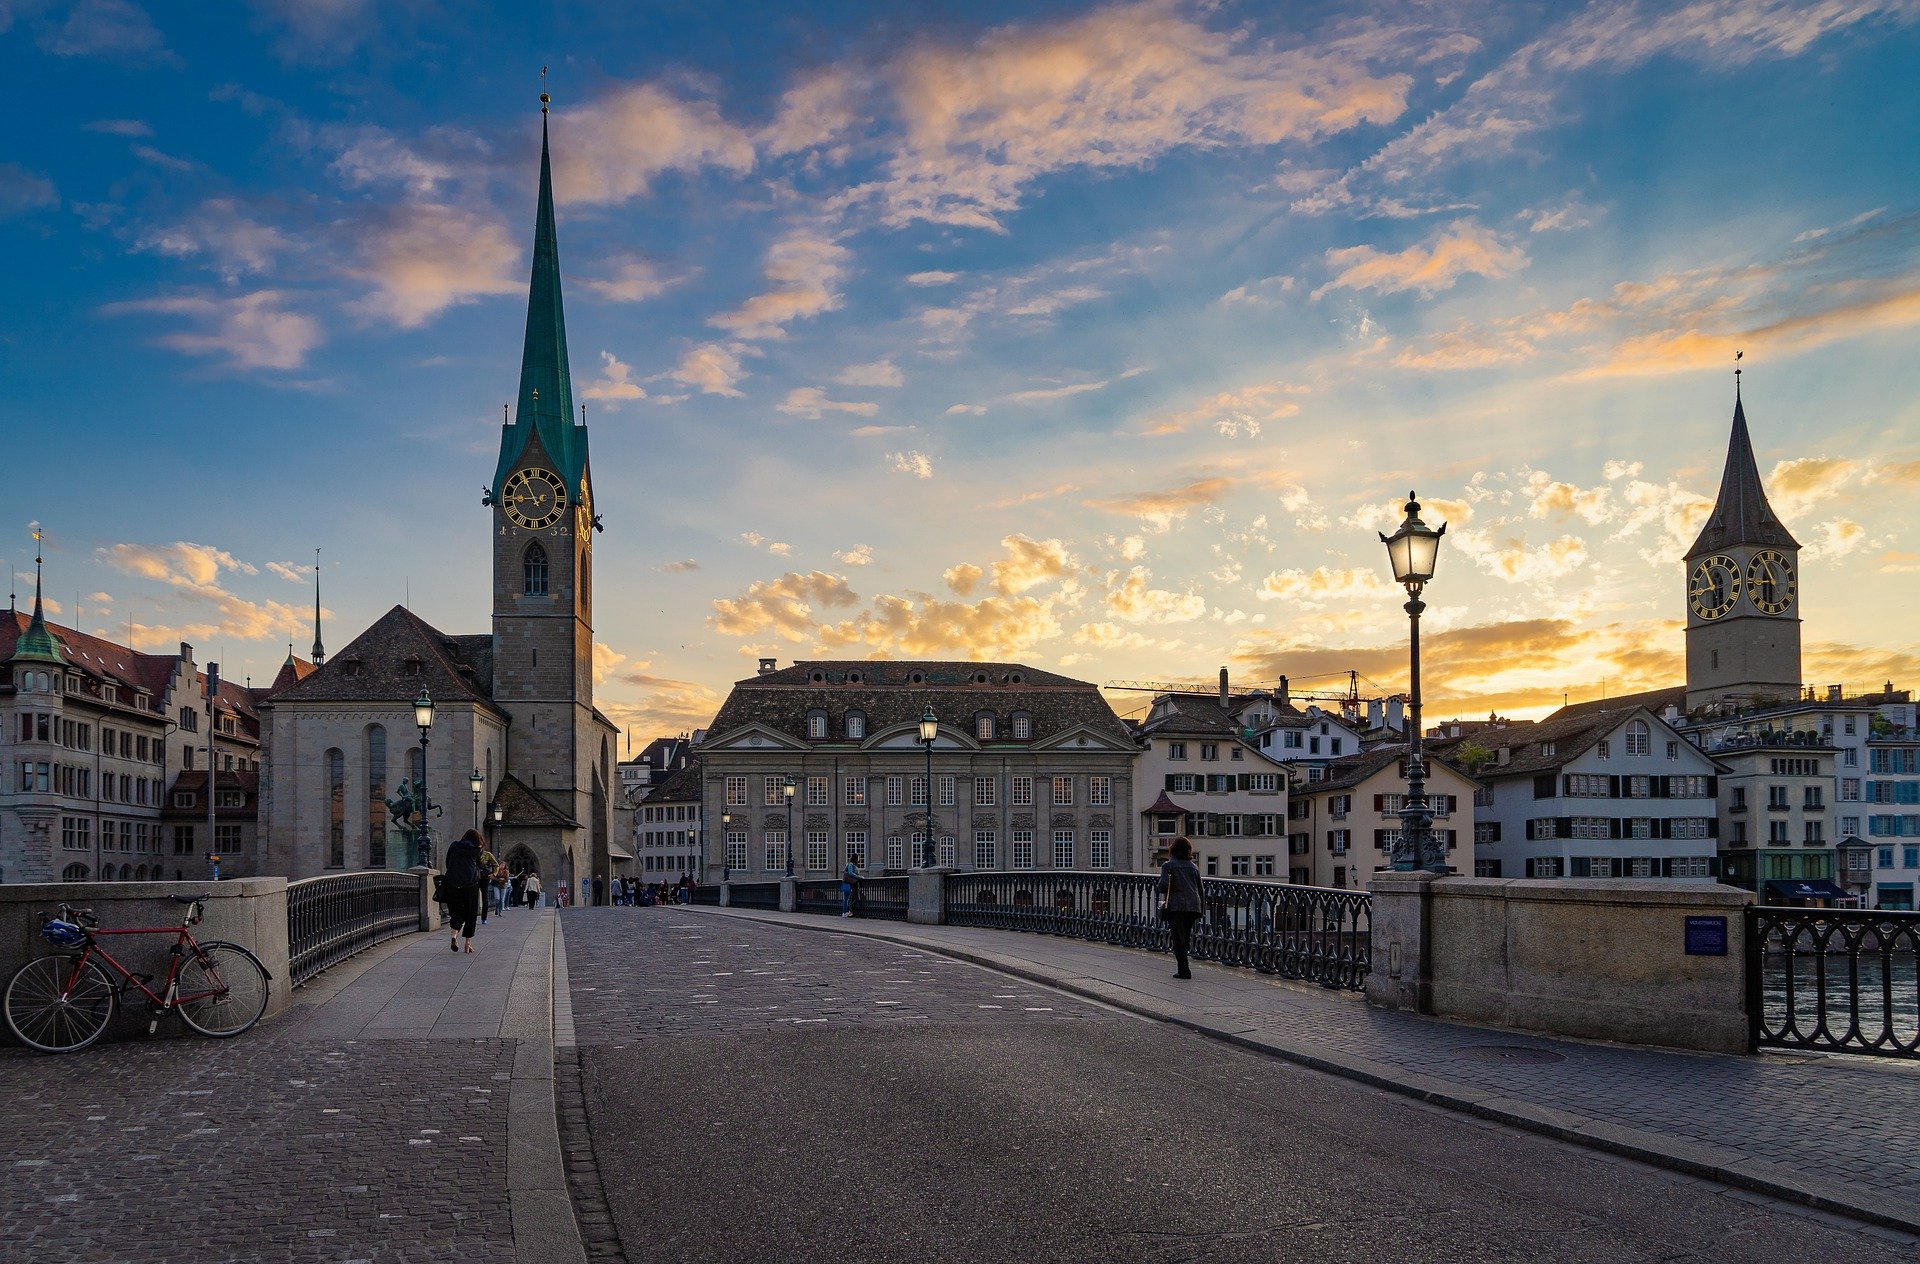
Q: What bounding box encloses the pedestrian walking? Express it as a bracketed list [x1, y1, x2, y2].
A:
[510, 870, 526, 910]
[1157, 837, 1204, 980]
[840, 859, 859, 918]
[492, 862, 510, 915]
[476, 843, 498, 925]
[679, 872, 694, 905]
[443, 829, 486, 955]
[524, 872, 542, 909]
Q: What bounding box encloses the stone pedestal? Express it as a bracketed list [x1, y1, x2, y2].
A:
[1366, 870, 1440, 1014]
[410, 865, 437, 931]
[719, 882, 732, 908]
[907, 869, 948, 925]
[778, 878, 797, 913]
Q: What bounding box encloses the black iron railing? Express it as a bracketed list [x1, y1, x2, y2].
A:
[287, 871, 422, 987]
[1747, 906, 1920, 1058]
[945, 871, 1371, 991]
[727, 881, 783, 911]
[689, 883, 721, 906]
[796, 878, 841, 915]
[790, 876, 909, 921]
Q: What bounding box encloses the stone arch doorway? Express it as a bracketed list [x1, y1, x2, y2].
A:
[506, 845, 540, 876]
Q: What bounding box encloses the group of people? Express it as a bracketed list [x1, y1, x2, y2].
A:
[607, 873, 695, 906]
[439, 829, 545, 954]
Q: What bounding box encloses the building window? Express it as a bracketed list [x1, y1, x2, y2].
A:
[1200, 743, 1219, 761]
[1805, 821, 1824, 844]
[1625, 721, 1651, 756]
[62, 863, 89, 883]
[1051, 775, 1073, 806]
[845, 831, 867, 870]
[806, 775, 828, 806]
[939, 775, 955, 807]
[1089, 830, 1112, 869]
[974, 829, 997, 869]
[1011, 831, 1035, 869]
[725, 776, 747, 806]
[844, 777, 866, 807]
[976, 714, 995, 741]
[523, 542, 549, 596]
[846, 713, 866, 740]
[1249, 773, 1279, 793]
[763, 776, 784, 806]
[1230, 855, 1250, 876]
[1167, 742, 1187, 761]
[1052, 831, 1075, 868]
[887, 835, 904, 870]
[938, 835, 956, 867]
[975, 777, 996, 807]
[886, 775, 903, 806]
[1012, 714, 1032, 740]
[726, 831, 748, 873]
[1597, 740, 1611, 760]
[214, 824, 243, 852]
[1011, 776, 1034, 806]
[173, 825, 194, 855]
[1525, 857, 1565, 878]
[911, 776, 927, 807]
[326, 748, 346, 867]
[1255, 856, 1276, 876]
[1089, 776, 1112, 807]
[764, 832, 787, 873]
[808, 712, 828, 739]
[365, 724, 387, 868]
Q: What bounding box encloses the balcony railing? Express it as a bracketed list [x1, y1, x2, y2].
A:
[944, 871, 1371, 991]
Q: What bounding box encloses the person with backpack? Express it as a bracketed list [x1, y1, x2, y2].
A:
[443, 829, 486, 954]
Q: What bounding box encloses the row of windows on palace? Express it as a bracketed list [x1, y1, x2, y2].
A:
[723, 827, 1120, 874]
[54, 816, 244, 855]
[721, 772, 1117, 809]
[12, 708, 258, 774]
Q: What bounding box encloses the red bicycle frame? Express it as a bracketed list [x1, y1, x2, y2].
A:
[54, 910, 229, 1011]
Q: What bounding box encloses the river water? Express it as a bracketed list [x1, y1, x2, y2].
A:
[1762, 952, 1920, 1049]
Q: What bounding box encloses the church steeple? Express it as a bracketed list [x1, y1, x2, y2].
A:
[11, 531, 64, 665]
[310, 547, 326, 666]
[490, 97, 583, 502]
[1685, 372, 1799, 560]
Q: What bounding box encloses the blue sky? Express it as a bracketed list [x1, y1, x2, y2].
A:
[4, 0, 1919, 737]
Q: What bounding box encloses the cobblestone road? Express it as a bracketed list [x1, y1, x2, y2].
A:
[564, 910, 1920, 1264]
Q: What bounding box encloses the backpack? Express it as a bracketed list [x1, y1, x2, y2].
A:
[445, 843, 482, 890]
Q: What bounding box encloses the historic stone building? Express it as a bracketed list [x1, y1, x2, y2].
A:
[698, 660, 1137, 879]
[257, 105, 616, 897]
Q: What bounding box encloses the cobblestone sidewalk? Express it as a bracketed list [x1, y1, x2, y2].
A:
[695, 906, 1920, 1234]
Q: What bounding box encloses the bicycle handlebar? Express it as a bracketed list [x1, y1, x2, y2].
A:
[56, 903, 100, 928]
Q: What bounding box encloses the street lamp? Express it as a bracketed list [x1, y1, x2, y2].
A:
[918, 705, 938, 869]
[1379, 491, 1448, 874]
[686, 826, 697, 900]
[413, 688, 435, 868]
[782, 774, 796, 876]
[721, 811, 733, 882]
[470, 767, 484, 831]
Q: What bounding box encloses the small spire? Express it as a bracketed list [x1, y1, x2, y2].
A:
[11, 526, 65, 665]
[310, 548, 326, 665]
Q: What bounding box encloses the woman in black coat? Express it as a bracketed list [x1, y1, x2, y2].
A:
[443, 829, 486, 954]
[1157, 837, 1204, 980]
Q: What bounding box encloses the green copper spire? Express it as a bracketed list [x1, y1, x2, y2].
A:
[12, 532, 64, 665]
[492, 100, 584, 500]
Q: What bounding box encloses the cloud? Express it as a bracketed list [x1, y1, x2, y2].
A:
[907, 271, 961, 286]
[132, 198, 291, 282]
[1218, 274, 1297, 306]
[1524, 471, 1616, 524]
[103, 290, 322, 371]
[709, 570, 861, 641]
[818, 592, 1064, 659]
[708, 231, 848, 339]
[1004, 378, 1114, 404]
[1766, 456, 1860, 518]
[758, 67, 863, 158]
[1802, 518, 1867, 560]
[346, 203, 521, 328]
[99, 542, 257, 587]
[93, 538, 312, 647]
[668, 342, 748, 396]
[776, 387, 880, 419]
[1072, 621, 1153, 651]
[1084, 472, 1248, 531]
[582, 351, 647, 405]
[1870, 460, 1920, 487]
[592, 642, 628, 686]
[0, 164, 60, 217]
[944, 562, 984, 596]
[1141, 382, 1302, 437]
[582, 255, 682, 303]
[1314, 221, 1528, 300]
[265, 561, 309, 583]
[34, 0, 179, 64]
[990, 534, 1074, 596]
[1453, 529, 1590, 584]
[738, 532, 794, 557]
[661, 559, 701, 573]
[835, 359, 904, 388]
[1255, 566, 1395, 606]
[860, 0, 1411, 230]
[835, 545, 874, 567]
[1107, 566, 1205, 624]
[83, 118, 152, 137]
[604, 673, 728, 737]
[1519, 198, 1600, 233]
[888, 451, 934, 479]
[329, 127, 480, 195]
[552, 83, 755, 205]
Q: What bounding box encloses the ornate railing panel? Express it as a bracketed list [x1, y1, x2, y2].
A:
[1747, 906, 1920, 1058]
[287, 872, 422, 987]
[945, 871, 1370, 991]
[796, 879, 842, 915]
[789, 876, 909, 921]
[689, 883, 721, 906]
[727, 881, 783, 911]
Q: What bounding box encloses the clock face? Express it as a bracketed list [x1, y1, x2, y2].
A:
[1689, 554, 1741, 621]
[502, 468, 567, 530]
[1746, 549, 1796, 615]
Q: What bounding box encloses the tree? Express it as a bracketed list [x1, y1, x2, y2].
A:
[1453, 741, 1493, 775]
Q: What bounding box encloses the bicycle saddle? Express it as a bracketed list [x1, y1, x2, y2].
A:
[169, 893, 213, 904]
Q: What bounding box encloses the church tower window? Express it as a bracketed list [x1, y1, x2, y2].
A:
[524, 542, 549, 596]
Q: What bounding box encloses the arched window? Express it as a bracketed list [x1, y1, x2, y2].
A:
[845, 712, 866, 740]
[62, 863, 88, 882]
[580, 549, 590, 609]
[135, 865, 148, 881]
[975, 712, 996, 741]
[326, 748, 346, 868]
[523, 542, 549, 596]
[807, 710, 829, 740]
[1625, 720, 1651, 757]
[366, 725, 388, 868]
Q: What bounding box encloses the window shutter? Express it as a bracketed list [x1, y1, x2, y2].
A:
[1708, 818, 1719, 839]
[1705, 776, 1718, 797]
[1373, 794, 1385, 811]
[1609, 776, 1621, 797]
[1610, 818, 1624, 839]
[1488, 822, 1502, 842]
[1652, 777, 1669, 799]
[1374, 830, 1388, 849]
[1534, 775, 1555, 799]
[1165, 774, 1176, 791]
[1556, 817, 1572, 836]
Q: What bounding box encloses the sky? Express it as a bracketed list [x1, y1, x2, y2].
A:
[4, 0, 1919, 740]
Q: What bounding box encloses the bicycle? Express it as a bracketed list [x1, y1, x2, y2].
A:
[3, 894, 272, 1054]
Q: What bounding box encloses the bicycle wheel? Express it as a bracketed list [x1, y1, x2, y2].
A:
[5, 955, 117, 1053]
[173, 942, 270, 1038]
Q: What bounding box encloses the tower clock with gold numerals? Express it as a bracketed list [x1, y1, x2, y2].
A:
[1745, 548, 1795, 615]
[502, 467, 568, 530]
[1688, 554, 1740, 621]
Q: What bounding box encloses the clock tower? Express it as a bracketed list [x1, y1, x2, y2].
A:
[486, 98, 609, 894]
[1683, 377, 1802, 712]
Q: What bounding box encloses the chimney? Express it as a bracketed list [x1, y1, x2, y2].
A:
[1277, 675, 1289, 708]
[1386, 698, 1405, 733]
[1368, 699, 1383, 728]
[758, 657, 777, 675]
[1496, 746, 1511, 766]
[1827, 684, 1843, 702]
[1663, 704, 1681, 724]
[1218, 667, 1229, 708]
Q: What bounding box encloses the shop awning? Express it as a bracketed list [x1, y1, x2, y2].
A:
[1764, 878, 1851, 901]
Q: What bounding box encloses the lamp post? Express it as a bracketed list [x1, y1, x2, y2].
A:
[685, 826, 697, 900]
[721, 811, 732, 882]
[470, 768, 483, 831]
[918, 705, 938, 869]
[413, 688, 436, 868]
[1379, 491, 1448, 874]
[782, 774, 796, 876]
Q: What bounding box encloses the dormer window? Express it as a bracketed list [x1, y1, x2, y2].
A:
[907, 670, 926, 685]
[846, 670, 863, 685]
[975, 713, 995, 741]
[404, 659, 423, 676]
[846, 712, 866, 739]
[972, 671, 989, 684]
[809, 669, 827, 684]
[1007, 672, 1024, 685]
[807, 710, 828, 740]
[1012, 713, 1033, 740]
